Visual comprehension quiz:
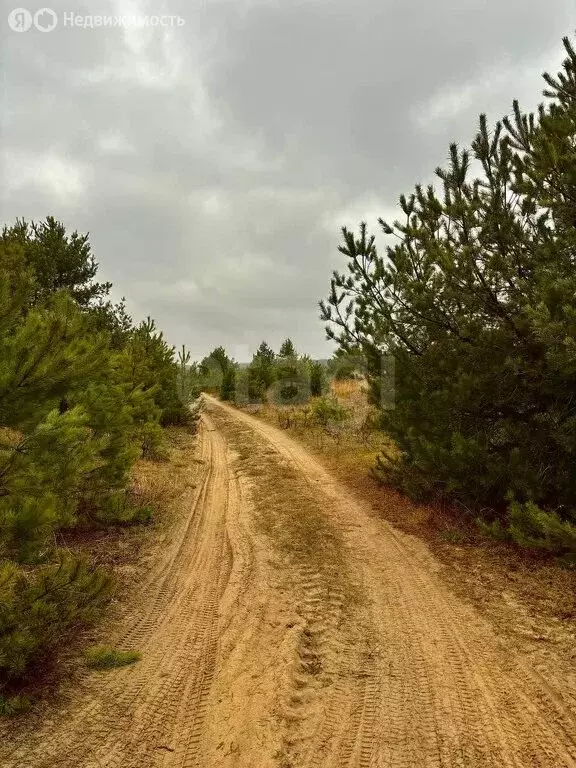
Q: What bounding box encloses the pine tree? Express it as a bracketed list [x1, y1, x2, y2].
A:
[0, 216, 187, 688]
[0, 408, 102, 561]
[87, 297, 133, 350]
[201, 346, 233, 375]
[279, 338, 296, 357]
[0, 239, 109, 428]
[273, 354, 310, 405]
[220, 367, 236, 402]
[199, 346, 236, 400]
[1, 217, 111, 307]
[310, 361, 327, 397]
[255, 341, 275, 365]
[121, 317, 189, 426]
[247, 341, 277, 401]
[0, 556, 112, 688]
[198, 347, 228, 391]
[321, 34, 576, 553]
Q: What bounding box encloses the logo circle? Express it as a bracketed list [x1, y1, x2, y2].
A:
[8, 8, 32, 32]
[33, 7, 58, 32]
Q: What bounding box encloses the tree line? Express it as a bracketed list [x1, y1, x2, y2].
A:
[0, 217, 194, 704]
[184, 338, 338, 404]
[321, 34, 576, 558]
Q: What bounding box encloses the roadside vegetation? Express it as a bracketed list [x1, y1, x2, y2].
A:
[0, 217, 197, 708]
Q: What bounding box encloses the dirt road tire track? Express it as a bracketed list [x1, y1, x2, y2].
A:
[0, 413, 235, 768]
[1, 397, 575, 768]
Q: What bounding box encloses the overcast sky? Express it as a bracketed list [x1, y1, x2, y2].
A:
[1, 1, 573, 360]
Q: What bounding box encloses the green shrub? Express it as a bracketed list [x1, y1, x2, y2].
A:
[508, 501, 576, 554]
[0, 694, 31, 717]
[478, 501, 576, 559]
[311, 396, 349, 427]
[272, 355, 312, 405]
[0, 557, 112, 686]
[92, 492, 153, 526]
[187, 397, 203, 433]
[84, 646, 141, 670]
[309, 361, 328, 397]
[220, 367, 236, 401]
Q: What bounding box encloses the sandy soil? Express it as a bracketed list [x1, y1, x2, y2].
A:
[1, 395, 575, 767]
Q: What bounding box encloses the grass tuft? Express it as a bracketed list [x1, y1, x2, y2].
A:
[0, 694, 31, 717]
[84, 645, 141, 670]
[437, 528, 468, 545]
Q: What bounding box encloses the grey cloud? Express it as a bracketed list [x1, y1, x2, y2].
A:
[0, 0, 573, 358]
[195, 0, 569, 184]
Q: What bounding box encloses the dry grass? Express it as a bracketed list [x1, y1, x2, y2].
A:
[0, 426, 22, 445]
[330, 378, 367, 398]
[128, 428, 198, 524]
[247, 384, 385, 459]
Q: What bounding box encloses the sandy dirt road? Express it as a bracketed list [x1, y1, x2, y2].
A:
[2, 395, 575, 768]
